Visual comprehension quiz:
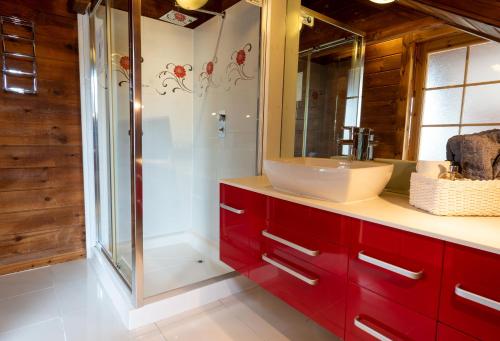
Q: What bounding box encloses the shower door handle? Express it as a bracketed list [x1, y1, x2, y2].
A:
[220, 203, 245, 215]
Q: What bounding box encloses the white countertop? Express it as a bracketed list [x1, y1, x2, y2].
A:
[221, 176, 500, 255]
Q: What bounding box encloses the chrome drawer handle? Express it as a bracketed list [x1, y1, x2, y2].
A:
[262, 230, 320, 257]
[262, 253, 318, 286]
[455, 284, 500, 311]
[358, 251, 423, 280]
[220, 203, 245, 215]
[354, 316, 392, 341]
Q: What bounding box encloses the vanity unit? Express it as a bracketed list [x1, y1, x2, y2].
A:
[219, 177, 500, 341]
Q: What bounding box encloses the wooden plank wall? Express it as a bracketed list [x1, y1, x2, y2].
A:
[361, 38, 405, 159]
[0, 0, 85, 275]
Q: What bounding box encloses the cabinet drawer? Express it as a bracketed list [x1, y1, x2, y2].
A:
[250, 244, 347, 337]
[266, 197, 352, 275]
[349, 221, 444, 318]
[345, 284, 436, 341]
[439, 243, 500, 341]
[437, 323, 477, 341]
[220, 184, 267, 275]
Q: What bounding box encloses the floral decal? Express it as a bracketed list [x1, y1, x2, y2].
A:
[112, 53, 147, 87]
[160, 10, 197, 27]
[112, 54, 131, 86]
[157, 63, 193, 94]
[225, 43, 253, 89]
[198, 57, 220, 97]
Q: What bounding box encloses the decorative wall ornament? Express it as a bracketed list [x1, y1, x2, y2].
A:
[198, 57, 220, 97]
[198, 15, 225, 97]
[159, 10, 197, 27]
[157, 63, 193, 94]
[112, 53, 147, 87]
[225, 43, 254, 90]
[112, 53, 131, 86]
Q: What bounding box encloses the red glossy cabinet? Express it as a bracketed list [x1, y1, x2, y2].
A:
[219, 184, 267, 276]
[349, 221, 444, 318]
[345, 284, 436, 341]
[439, 244, 500, 341]
[250, 243, 347, 337]
[250, 198, 351, 336]
[265, 198, 351, 276]
[437, 323, 477, 341]
[219, 184, 499, 341]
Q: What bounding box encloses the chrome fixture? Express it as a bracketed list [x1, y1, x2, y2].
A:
[0, 16, 37, 94]
[338, 126, 376, 161]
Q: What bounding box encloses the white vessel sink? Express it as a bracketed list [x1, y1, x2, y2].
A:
[264, 158, 394, 203]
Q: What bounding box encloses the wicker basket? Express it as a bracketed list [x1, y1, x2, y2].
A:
[409, 173, 500, 216]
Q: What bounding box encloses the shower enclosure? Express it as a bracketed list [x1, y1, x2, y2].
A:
[87, 0, 262, 306]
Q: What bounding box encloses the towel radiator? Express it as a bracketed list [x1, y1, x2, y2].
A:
[0, 15, 37, 94]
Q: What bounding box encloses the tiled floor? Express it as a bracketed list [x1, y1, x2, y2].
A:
[0, 258, 338, 341]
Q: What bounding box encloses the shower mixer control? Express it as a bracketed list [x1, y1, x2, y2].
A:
[218, 112, 226, 138]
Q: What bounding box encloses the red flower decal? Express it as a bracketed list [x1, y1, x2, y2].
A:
[174, 12, 186, 22]
[236, 49, 246, 65]
[206, 61, 214, 75]
[120, 56, 130, 70]
[174, 65, 186, 78]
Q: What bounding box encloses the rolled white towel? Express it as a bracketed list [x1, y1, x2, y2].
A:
[416, 160, 450, 178]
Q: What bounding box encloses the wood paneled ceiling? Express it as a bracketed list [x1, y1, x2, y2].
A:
[108, 0, 241, 28]
[299, 0, 443, 52]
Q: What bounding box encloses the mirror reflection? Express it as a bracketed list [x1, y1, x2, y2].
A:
[281, 3, 365, 158]
[280, 0, 500, 162]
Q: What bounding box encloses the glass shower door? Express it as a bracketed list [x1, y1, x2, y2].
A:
[108, 0, 134, 286]
[90, 0, 134, 288]
[90, 1, 113, 259]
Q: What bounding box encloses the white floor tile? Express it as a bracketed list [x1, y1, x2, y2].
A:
[156, 304, 262, 341]
[221, 287, 338, 341]
[0, 267, 54, 301]
[54, 276, 107, 315]
[61, 299, 129, 341]
[0, 318, 66, 341]
[50, 259, 96, 284]
[0, 288, 60, 333]
[0, 258, 339, 341]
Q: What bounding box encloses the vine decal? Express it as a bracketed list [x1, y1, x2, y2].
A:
[198, 57, 220, 97]
[225, 43, 253, 90]
[157, 63, 193, 94]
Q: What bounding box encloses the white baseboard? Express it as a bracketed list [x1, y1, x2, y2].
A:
[128, 275, 256, 329]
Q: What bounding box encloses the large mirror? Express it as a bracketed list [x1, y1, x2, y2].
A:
[280, 1, 365, 158]
[279, 0, 500, 162]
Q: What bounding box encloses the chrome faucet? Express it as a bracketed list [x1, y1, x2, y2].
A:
[337, 126, 376, 161]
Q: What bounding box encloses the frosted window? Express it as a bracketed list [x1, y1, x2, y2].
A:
[422, 88, 462, 125]
[426, 47, 466, 88]
[418, 126, 459, 161]
[467, 42, 500, 83]
[462, 84, 500, 124]
[461, 125, 500, 134]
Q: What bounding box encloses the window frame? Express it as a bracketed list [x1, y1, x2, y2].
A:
[406, 33, 499, 160]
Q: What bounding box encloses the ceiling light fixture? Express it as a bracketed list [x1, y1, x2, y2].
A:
[176, 0, 208, 10]
[369, 0, 396, 4]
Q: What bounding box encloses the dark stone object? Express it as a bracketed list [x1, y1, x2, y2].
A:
[446, 129, 500, 180]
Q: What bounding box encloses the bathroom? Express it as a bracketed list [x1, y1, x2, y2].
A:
[0, 0, 498, 340]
